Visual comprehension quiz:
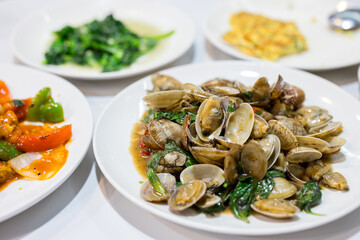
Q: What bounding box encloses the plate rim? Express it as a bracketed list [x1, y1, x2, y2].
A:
[10, 0, 195, 80]
[0, 64, 93, 222]
[203, 0, 360, 71]
[93, 60, 360, 235]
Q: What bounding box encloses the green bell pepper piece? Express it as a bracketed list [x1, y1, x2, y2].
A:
[0, 140, 22, 161]
[27, 87, 64, 123]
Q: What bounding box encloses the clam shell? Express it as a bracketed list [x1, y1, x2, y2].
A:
[140, 173, 176, 202]
[189, 146, 228, 166]
[149, 119, 182, 148]
[195, 96, 225, 142]
[241, 140, 268, 181]
[286, 147, 322, 163]
[225, 103, 254, 145]
[168, 180, 207, 211]
[296, 136, 329, 153]
[269, 120, 298, 151]
[268, 177, 297, 199]
[180, 164, 225, 188]
[251, 199, 300, 219]
[143, 90, 185, 109]
[195, 193, 222, 209]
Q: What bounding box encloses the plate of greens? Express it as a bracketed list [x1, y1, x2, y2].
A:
[11, 0, 195, 80]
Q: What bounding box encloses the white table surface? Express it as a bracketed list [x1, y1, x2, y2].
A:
[1, 0, 360, 239]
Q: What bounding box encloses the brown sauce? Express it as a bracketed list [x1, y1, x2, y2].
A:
[129, 121, 148, 179]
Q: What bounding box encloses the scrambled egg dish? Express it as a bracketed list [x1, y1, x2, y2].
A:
[223, 12, 308, 61]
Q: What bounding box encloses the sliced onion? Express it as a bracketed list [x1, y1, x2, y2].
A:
[9, 152, 43, 180]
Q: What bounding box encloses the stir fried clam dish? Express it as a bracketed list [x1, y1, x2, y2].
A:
[131, 73, 348, 222]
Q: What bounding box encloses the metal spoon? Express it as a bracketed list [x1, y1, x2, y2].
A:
[329, 9, 360, 31]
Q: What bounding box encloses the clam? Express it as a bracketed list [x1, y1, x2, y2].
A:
[252, 77, 271, 101]
[286, 147, 322, 163]
[266, 134, 281, 169]
[272, 152, 286, 172]
[148, 119, 182, 148]
[268, 120, 298, 151]
[241, 140, 268, 181]
[278, 118, 307, 136]
[220, 96, 243, 112]
[251, 199, 300, 219]
[269, 75, 284, 100]
[151, 74, 182, 92]
[321, 172, 349, 191]
[143, 90, 185, 109]
[224, 146, 240, 185]
[181, 114, 192, 150]
[296, 136, 329, 153]
[224, 103, 254, 145]
[189, 146, 228, 166]
[281, 83, 305, 108]
[305, 160, 331, 181]
[251, 114, 269, 139]
[307, 122, 342, 139]
[157, 152, 187, 174]
[268, 177, 297, 199]
[322, 136, 346, 154]
[286, 164, 306, 184]
[195, 193, 222, 209]
[180, 164, 225, 188]
[140, 173, 176, 202]
[168, 180, 207, 211]
[297, 106, 332, 129]
[201, 78, 234, 90]
[208, 86, 240, 96]
[195, 96, 225, 142]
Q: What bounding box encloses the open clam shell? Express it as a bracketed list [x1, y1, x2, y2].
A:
[168, 180, 207, 211]
[268, 177, 297, 199]
[148, 119, 182, 148]
[195, 96, 226, 142]
[225, 103, 254, 145]
[180, 164, 225, 188]
[140, 173, 176, 202]
[189, 146, 228, 166]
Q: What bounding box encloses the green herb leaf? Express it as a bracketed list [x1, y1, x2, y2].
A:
[11, 99, 25, 107]
[227, 106, 235, 113]
[142, 109, 155, 123]
[297, 182, 323, 215]
[243, 91, 253, 100]
[265, 169, 285, 179]
[153, 110, 196, 125]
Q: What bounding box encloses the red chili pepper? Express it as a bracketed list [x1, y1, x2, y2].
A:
[251, 106, 263, 115]
[144, 128, 149, 135]
[140, 151, 151, 156]
[139, 140, 147, 148]
[16, 124, 72, 152]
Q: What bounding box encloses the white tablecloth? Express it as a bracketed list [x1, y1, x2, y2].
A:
[0, 0, 360, 239]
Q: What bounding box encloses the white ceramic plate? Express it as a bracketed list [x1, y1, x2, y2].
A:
[204, 0, 360, 71]
[11, 0, 195, 80]
[93, 61, 360, 235]
[0, 65, 92, 222]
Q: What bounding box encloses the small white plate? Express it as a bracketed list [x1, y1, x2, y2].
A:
[204, 0, 360, 71]
[94, 61, 360, 235]
[11, 0, 195, 80]
[0, 64, 93, 222]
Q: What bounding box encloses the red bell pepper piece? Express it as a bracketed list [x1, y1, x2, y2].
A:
[16, 124, 72, 152]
